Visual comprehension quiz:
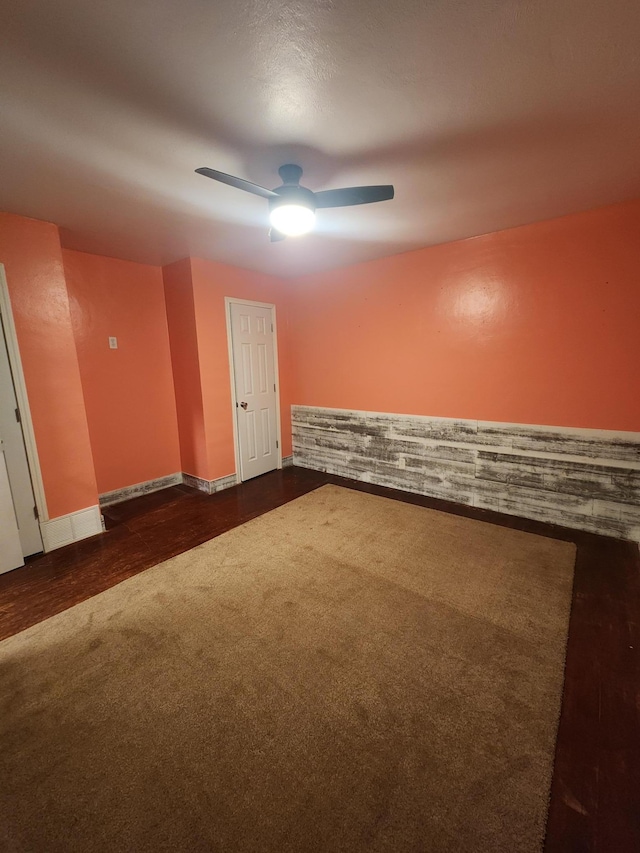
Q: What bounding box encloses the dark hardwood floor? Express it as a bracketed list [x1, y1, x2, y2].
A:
[1, 466, 638, 851]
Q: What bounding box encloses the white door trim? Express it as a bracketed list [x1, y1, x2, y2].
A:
[0, 264, 48, 522]
[225, 297, 283, 482]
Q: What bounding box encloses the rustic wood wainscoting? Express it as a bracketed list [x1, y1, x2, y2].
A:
[292, 406, 640, 541]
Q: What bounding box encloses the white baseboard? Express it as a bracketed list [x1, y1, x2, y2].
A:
[40, 505, 103, 552]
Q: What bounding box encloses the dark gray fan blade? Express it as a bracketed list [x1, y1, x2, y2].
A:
[195, 167, 279, 199]
[314, 185, 394, 208]
[269, 228, 286, 242]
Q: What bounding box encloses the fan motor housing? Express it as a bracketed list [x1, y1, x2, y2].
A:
[278, 164, 304, 185]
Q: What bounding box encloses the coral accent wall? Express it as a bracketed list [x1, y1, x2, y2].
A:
[3, 196, 639, 524]
[287, 199, 640, 432]
[0, 213, 97, 518]
[163, 258, 209, 480]
[64, 250, 181, 494]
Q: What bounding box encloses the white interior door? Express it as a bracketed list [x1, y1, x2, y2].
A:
[229, 302, 279, 481]
[0, 313, 43, 563]
[0, 448, 23, 573]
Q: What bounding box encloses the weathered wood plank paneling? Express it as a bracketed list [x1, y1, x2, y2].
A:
[292, 406, 640, 542]
[478, 422, 640, 464]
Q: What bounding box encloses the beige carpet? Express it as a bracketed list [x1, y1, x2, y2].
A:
[0, 485, 576, 852]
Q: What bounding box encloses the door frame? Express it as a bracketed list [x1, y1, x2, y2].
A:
[0, 264, 48, 524]
[225, 297, 283, 482]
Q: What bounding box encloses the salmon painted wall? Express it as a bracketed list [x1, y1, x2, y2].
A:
[189, 257, 293, 481]
[64, 250, 181, 494]
[288, 198, 640, 432]
[162, 258, 209, 480]
[0, 213, 97, 518]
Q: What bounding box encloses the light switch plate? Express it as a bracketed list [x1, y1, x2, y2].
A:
[108, 337, 118, 349]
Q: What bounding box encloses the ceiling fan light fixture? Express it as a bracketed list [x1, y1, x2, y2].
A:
[196, 164, 394, 241]
[269, 203, 316, 236]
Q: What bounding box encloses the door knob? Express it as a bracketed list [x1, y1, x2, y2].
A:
[240, 401, 248, 410]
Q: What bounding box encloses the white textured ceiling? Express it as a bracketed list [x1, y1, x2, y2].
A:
[1, 0, 640, 276]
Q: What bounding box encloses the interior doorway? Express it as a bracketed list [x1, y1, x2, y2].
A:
[226, 299, 282, 482]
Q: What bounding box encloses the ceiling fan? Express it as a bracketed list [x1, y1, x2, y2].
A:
[195, 164, 394, 241]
